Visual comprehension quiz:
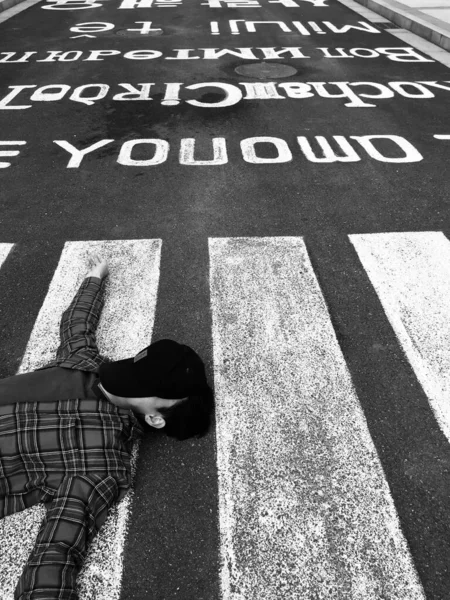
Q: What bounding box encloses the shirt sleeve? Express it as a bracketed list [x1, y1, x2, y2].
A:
[52, 277, 106, 371]
[14, 474, 121, 600]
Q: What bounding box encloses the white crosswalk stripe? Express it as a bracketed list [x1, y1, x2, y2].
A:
[0, 239, 162, 600]
[209, 236, 425, 600]
[350, 231, 450, 445]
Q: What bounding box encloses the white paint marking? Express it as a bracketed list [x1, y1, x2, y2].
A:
[161, 82, 182, 105]
[54, 139, 114, 168]
[292, 20, 310, 34]
[118, 139, 169, 166]
[0, 244, 13, 267]
[0, 141, 26, 168]
[179, 138, 228, 165]
[113, 83, 154, 102]
[209, 236, 425, 600]
[69, 22, 115, 35]
[128, 21, 162, 34]
[31, 84, 71, 102]
[350, 231, 450, 444]
[69, 84, 110, 106]
[297, 135, 360, 162]
[350, 134, 423, 162]
[185, 82, 243, 108]
[0, 239, 162, 600]
[37, 51, 84, 62]
[308, 20, 325, 32]
[241, 136, 292, 163]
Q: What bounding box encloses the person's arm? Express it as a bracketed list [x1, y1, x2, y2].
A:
[14, 474, 120, 600]
[54, 256, 109, 370]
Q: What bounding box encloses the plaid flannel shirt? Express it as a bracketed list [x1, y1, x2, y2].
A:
[0, 277, 143, 600]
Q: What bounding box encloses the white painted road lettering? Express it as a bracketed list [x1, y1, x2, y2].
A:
[68, 20, 163, 38]
[211, 19, 382, 35]
[37, 0, 328, 10]
[30, 84, 71, 101]
[114, 83, 155, 100]
[42, 0, 105, 9]
[69, 83, 110, 104]
[118, 138, 170, 165]
[184, 81, 243, 106]
[118, 0, 183, 8]
[179, 138, 228, 165]
[0, 46, 432, 63]
[209, 236, 425, 600]
[0, 141, 26, 167]
[3, 79, 450, 110]
[0, 52, 38, 62]
[296, 135, 360, 162]
[240, 136, 293, 163]
[69, 21, 115, 35]
[269, 0, 329, 6]
[7, 133, 449, 167]
[53, 139, 115, 167]
[50, 135, 424, 167]
[0, 85, 35, 109]
[350, 134, 423, 162]
[36, 50, 84, 61]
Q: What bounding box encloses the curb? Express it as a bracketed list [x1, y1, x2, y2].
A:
[0, 0, 28, 11]
[352, 0, 450, 51]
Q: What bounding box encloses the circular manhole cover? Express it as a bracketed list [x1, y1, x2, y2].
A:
[234, 62, 297, 79]
[116, 29, 163, 36]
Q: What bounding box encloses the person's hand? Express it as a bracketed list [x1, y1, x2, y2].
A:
[86, 254, 109, 280]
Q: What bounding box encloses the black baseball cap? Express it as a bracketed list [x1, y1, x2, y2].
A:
[98, 339, 208, 399]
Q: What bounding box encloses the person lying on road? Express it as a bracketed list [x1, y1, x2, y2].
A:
[0, 254, 214, 600]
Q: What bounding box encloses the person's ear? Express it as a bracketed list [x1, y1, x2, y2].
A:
[144, 414, 166, 429]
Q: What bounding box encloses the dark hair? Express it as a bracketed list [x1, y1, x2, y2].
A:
[157, 385, 214, 441]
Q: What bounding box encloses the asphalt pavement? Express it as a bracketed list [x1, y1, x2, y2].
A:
[0, 0, 449, 599]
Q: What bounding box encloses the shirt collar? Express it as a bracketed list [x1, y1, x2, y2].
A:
[92, 378, 109, 401]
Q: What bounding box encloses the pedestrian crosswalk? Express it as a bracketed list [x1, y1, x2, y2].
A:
[1, 232, 449, 599]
